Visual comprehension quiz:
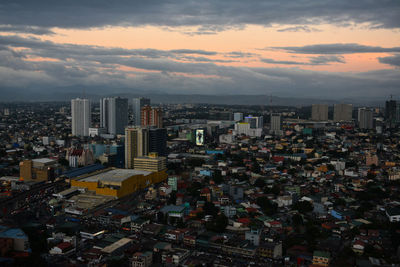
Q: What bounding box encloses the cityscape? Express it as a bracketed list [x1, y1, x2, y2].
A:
[0, 99, 399, 266]
[1, 1, 400, 267]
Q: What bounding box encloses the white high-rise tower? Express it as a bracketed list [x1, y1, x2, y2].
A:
[71, 98, 91, 137]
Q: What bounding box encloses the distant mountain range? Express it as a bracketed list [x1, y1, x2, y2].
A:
[0, 87, 388, 107]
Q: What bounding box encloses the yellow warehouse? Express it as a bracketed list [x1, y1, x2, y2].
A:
[70, 168, 167, 198]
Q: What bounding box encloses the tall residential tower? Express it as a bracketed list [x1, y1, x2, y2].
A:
[71, 98, 91, 136]
[100, 97, 128, 135]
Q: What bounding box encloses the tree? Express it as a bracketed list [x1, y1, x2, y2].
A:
[256, 196, 278, 216]
[206, 214, 228, 233]
[254, 178, 266, 188]
[292, 201, 313, 214]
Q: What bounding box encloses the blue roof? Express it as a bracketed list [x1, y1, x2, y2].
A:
[0, 228, 28, 240]
[63, 164, 105, 178]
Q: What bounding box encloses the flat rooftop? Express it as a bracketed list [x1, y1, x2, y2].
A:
[80, 168, 151, 183]
[32, 158, 56, 164]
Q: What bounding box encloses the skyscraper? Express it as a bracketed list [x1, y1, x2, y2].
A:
[141, 105, 163, 128]
[270, 113, 282, 135]
[71, 98, 91, 136]
[125, 127, 149, 169]
[385, 99, 397, 128]
[149, 128, 167, 156]
[311, 104, 329, 121]
[333, 104, 353, 122]
[358, 108, 373, 129]
[100, 97, 128, 135]
[132, 97, 150, 126]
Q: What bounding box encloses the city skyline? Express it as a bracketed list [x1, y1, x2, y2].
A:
[0, 1, 399, 100]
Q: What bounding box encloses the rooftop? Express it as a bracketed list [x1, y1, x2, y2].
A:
[80, 168, 151, 183]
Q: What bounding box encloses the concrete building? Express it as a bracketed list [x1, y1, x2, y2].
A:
[133, 153, 167, 172]
[311, 104, 329, 121]
[141, 105, 162, 128]
[245, 115, 263, 128]
[333, 104, 353, 122]
[71, 98, 91, 136]
[100, 97, 128, 135]
[65, 148, 95, 168]
[233, 112, 244, 122]
[19, 158, 57, 181]
[358, 108, 373, 129]
[70, 168, 167, 198]
[132, 97, 150, 126]
[125, 127, 149, 169]
[234, 122, 262, 137]
[270, 113, 282, 135]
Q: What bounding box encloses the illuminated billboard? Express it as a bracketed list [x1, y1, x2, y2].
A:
[195, 129, 204, 146]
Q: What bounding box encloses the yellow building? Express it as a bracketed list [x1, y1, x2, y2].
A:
[70, 168, 167, 198]
[19, 158, 57, 181]
[133, 153, 166, 172]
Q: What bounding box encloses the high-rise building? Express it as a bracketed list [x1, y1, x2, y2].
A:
[125, 127, 149, 169]
[71, 98, 91, 136]
[270, 113, 282, 135]
[333, 104, 353, 122]
[149, 128, 167, 156]
[358, 108, 373, 129]
[234, 112, 244, 122]
[141, 105, 163, 128]
[385, 99, 397, 128]
[245, 115, 263, 129]
[132, 97, 150, 126]
[311, 104, 329, 121]
[100, 97, 128, 135]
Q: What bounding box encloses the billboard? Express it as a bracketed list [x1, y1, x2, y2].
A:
[195, 129, 204, 146]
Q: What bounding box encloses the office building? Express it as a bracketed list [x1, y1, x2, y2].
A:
[125, 127, 149, 169]
[333, 104, 353, 122]
[311, 104, 329, 121]
[71, 98, 91, 136]
[358, 108, 373, 129]
[100, 97, 128, 135]
[385, 99, 397, 128]
[270, 113, 282, 135]
[149, 128, 167, 156]
[234, 112, 244, 122]
[245, 115, 263, 129]
[133, 153, 167, 172]
[141, 105, 163, 128]
[132, 97, 150, 126]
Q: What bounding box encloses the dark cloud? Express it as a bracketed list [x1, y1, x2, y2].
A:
[261, 55, 345, 65]
[169, 49, 217, 55]
[0, 0, 399, 32]
[0, 25, 54, 35]
[378, 54, 400, 67]
[274, 43, 400, 54]
[277, 26, 321, 32]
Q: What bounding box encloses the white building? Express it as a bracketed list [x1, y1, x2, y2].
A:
[71, 98, 91, 137]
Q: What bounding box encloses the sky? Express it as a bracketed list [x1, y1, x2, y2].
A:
[0, 0, 399, 99]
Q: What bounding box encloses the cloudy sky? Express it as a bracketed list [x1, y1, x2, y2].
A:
[0, 0, 399, 99]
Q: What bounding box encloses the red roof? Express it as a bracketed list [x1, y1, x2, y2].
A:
[57, 242, 72, 251]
